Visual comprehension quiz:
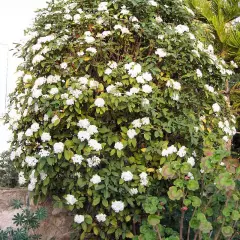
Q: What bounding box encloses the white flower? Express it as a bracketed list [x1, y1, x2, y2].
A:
[177, 146, 187, 157]
[77, 51, 84, 56]
[78, 131, 91, 141]
[41, 132, 51, 142]
[94, 98, 105, 107]
[142, 98, 150, 106]
[50, 88, 59, 95]
[142, 72, 153, 82]
[88, 139, 102, 151]
[126, 87, 140, 96]
[32, 88, 42, 98]
[139, 172, 148, 186]
[171, 93, 180, 101]
[204, 84, 215, 93]
[32, 54, 45, 64]
[108, 61, 118, 69]
[111, 201, 124, 213]
[89, 80, 99, 89]
[187, 172, 194, 180]
[25, 156, 38, 167]
[142, 117, 150, 125]
[155, 48, 167, 58]
[60, 62, 68, 69]
[64, 14, 72, 20]
[96, 213, 106, 222]
[220, 162, 225, 166]
[136, 75, 145, 83]
[65, 194, 77, 205]
[51, 115, 59, 123]
[85, 36, 95, 43]
[187, 157, 195, 167]
[86, 47, 97, 54]
[72, 154, 84, 164]
[105, 68, 112, 75]
[54, 142, 64, 153]
[25, 128, 33, 137]
[196, 69, 203, 78]
[18, 132, 24, 141]
[212, 103, 221, 113]
[175, 25, 189, 34]
[90, 174, 101, 184]
[77, 119, 90, 129]
[23, 74, 32, 83]
[142, 84, 152, 93]
[200, 169, 205, 174]
[66, 99, 75, 105]
[86, 125, 98, 136]
[222, 136, 229, 142]
[127, 129, 137, 139]
[132, 119, 142, 128]
[28, 97, 33, 105]
[156, 16, 163, 23]
[79, 77, 88, 85]
[149, 0, 158, 6]
[87, 156, 101, 167]
[18, 172, 26, 185]
[31, 122, 40, 132]
[39, 149, 50, 157]
[98, 2, 108, 11]
[129, 188, 138, 195]
[10, 151, 16, 161]
[114, 142, 124, 150]
[230, 61, 238, 68]
[121, 171, 133, 181]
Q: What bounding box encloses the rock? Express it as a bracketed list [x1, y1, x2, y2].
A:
[0, 188, 73, 240]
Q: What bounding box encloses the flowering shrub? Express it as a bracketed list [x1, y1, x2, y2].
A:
[5, 0, 239, 239]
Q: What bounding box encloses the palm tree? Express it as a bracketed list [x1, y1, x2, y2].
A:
[186, 0, 240, 61]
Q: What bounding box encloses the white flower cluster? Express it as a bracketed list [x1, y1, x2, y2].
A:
[74, 214, 84, 224]
[28, 170, 37, 191]
[139, 172, 148, 186]
[187, 157, 195, 167]
[218, 119, 236, 136]
[72, 154, 84, 164]
[77, 119, 101, 151]
[41, 132, 51, 142]
[39, 149, 50, 157]
[54, 142, 64, 153]
[87, 156, 101, 167]
[90, 174, 101, 184]
[129, 188, 138, 195]
[175, 24, 189, 34]
[114, 142, 124, 150]
[177, 146, 187, 157]
[166, 79, 181, 90]
[187, 172, 194, 180]
[132, 117, 150, 128]
[127, 129, 137, 139]
[94, 98, 105, 107]
[65, 194, 77, 205]
[212, 103, 221, 113]
[121, 171, 133, 182]
[18, 171, 26, 185]
[204, 84, 216, 94]
[96, 213, 106, 222]
[111, 201, 124, 213]
[155, 48, 167, 58]
[161, 145, 177, 157]
[25, 156, 38, 167]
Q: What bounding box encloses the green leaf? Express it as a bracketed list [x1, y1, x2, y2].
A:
[147, 215, 161, 226]
[93, 196, 101, 206]
[64, 150, 73, 161]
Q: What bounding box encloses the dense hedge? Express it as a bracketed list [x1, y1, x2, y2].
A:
[6, 0, 239, 239]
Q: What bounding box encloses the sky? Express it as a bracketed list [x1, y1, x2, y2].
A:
[0, 0, 47, 152]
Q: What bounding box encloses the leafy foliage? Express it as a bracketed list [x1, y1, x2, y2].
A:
[0, 151, 18, 188]
[4, 0, 239, 239]
[0, 200, 47, 240]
